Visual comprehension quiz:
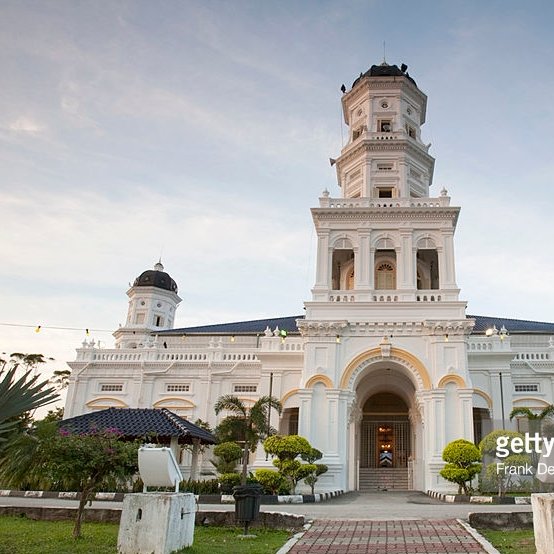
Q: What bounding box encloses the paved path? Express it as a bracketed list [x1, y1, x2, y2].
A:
[288, 519, 489, 554]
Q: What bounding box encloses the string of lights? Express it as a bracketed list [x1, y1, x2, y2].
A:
[0, 322, 113, 334]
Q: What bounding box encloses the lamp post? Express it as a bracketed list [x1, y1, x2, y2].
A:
[499, 371, 506, 429]
[265, 372, 273, 461]
[486, 326, 509, 429]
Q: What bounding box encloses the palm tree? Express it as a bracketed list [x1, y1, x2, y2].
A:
[214, 395, 282, 484]
[0, 354, 59, 442]
[509, 405, 554, 434]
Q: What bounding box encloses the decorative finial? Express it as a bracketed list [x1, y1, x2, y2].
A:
[322, 188, 330, 197]
[382, 40, 387, 65]
[154, 260, 164, 271]
[440, 187, 448, 197]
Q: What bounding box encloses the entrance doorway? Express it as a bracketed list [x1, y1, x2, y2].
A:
[360, 392, 411, 469]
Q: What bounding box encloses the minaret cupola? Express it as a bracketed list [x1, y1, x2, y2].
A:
[335, 62, 435, 200]
[114, 261, 182, 348]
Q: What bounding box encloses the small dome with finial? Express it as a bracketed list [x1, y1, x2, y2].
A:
[351, 62, 417, 89]
[133, 261, 178, 293]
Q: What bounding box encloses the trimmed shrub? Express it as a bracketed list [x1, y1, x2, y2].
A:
[218, 472, 241, 493]
[212, 441, 242, 474]
[439, 439, 481, 494]
[479, 430, 531, 495]
[264, 435, 312, 461]
[304, 464, 328, 494]
[254, 469, 288, 495]
[479, 430, 525, 458]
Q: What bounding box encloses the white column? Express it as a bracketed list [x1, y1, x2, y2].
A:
[369, 247, 375, 290]
[190, 439, 200, 481]
[357, 230, 371, 288]
[298, 389, 313, 438]
[363, 158, 372, 197]
[326, 390, 341, 456]
[398, 160, 409, 197]
[314, 230, 331, 289]
[458, 389, 475, 442]
[399, 230, 414, 290]
[441, 230, 457, 288]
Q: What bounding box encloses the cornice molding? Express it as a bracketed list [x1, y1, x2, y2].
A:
[312, 208, 460, 226]
[337, 138, 435, 168]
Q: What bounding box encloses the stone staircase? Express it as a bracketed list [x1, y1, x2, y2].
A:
[359, 468, 411, 491]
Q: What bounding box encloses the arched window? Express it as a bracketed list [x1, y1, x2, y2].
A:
[331, 241, 355, 290]
[416, 249, 439, 289]
[375, 262, 396, 290]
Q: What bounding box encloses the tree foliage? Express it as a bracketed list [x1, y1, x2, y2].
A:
[214, 394, 282, 485]
[485, 454, 531, 496]
[0, 420, 139, 539]
[479, 430, 525, 458]
[211, 441, 242, 474]
[509, 405, 554, 421]
[264, 435, 327, 494]
[301, 447, 328, 494]
[254, 468, 288, 495]
[0, 353, 58, 442]
[439, 439, 482, 495]
[47, 428, 139, 538]
[479, 430, 530, 496]
[509, 405, 554, 434]
[264, 434, 311, 461]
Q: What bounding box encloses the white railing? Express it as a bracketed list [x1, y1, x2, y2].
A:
[468, 342, 493, 352]
[329, 291, 357, 302]
[513, 352, 550, 361]
[76, 348, 260, 363]
[415, 292, 442, 302]
[320, 197, 449, 209]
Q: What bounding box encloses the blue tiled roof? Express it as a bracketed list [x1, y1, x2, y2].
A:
[162, 313, 554, 336]
[469, 315, 554, 334]
[60, 408, 216, 445]
[163, 315, 305, 335]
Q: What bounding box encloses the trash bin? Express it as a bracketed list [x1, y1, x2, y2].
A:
[233, 484, 263, 534]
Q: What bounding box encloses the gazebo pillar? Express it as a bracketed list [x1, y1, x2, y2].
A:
[170, 436, 180, 465]
[190, 438, 200, 481]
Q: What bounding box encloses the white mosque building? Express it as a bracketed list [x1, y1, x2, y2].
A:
[64, 63, 554, 493]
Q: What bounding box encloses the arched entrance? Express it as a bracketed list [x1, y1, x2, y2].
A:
[347, 357, 425, 492]
[360, 392, 411, 469]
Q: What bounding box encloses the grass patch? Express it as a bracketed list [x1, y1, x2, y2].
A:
[478, 528, 535, 554]
[0, 516, 291, 554]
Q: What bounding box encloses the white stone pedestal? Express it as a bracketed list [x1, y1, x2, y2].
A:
[531, 493, 554, 554]
[117, 493, 195, 554]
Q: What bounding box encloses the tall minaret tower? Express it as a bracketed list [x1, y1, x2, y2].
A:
[114, 261, 181, 348]
[310, 62, 460, 305]
[298, 63, 474, 493]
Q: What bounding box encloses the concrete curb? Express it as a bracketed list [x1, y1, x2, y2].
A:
[468, 511, 533, 530]
[0, 505, 306, 530]
[427, 490, 531, 504]
[275, 521, 313, 554]
[456, 519, 501, 554]
[0, 489, 344, 505]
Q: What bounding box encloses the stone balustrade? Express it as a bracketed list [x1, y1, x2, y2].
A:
[319, 196, 450, 209]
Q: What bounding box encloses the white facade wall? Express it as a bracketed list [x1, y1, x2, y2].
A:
[64, 65, 554, 493]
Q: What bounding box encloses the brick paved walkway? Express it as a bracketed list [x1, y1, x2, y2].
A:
[288, 519, 488, 553]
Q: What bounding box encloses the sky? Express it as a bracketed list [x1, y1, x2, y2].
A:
[2, 0, 554, 398]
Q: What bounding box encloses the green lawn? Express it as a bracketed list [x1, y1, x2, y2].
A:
[0, 517, 291, 554]
[478, 528, 535, 554]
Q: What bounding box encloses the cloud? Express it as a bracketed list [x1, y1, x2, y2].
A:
[7, 116, 45, 134]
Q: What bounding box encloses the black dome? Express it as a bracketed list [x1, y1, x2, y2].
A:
[133, 262, 178, 293]
[352, 62, 417, 89]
